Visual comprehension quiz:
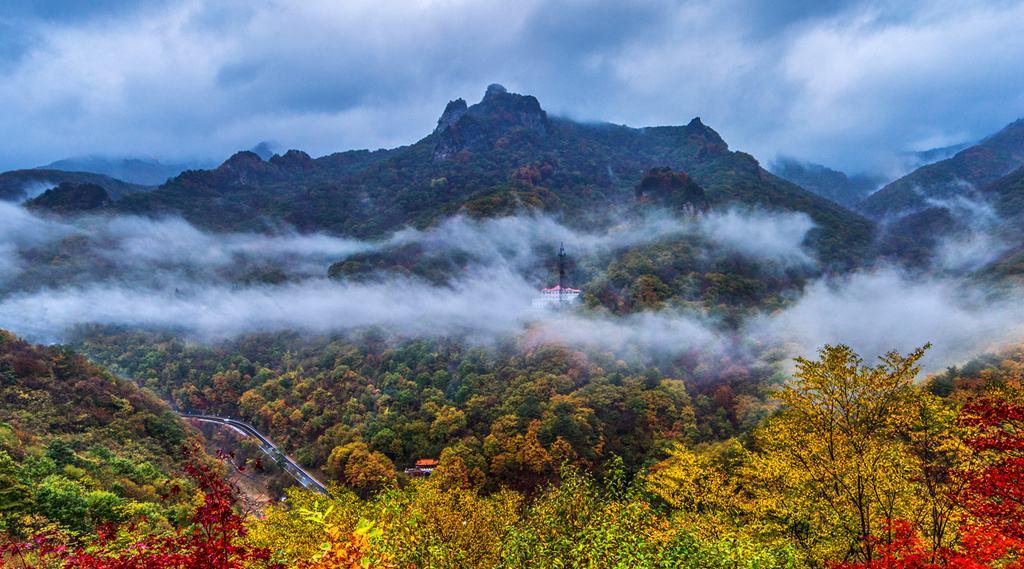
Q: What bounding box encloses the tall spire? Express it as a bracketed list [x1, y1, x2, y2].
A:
[558, 242, 566, 303]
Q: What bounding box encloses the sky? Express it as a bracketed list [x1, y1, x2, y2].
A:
[1, 0, 1023, 174]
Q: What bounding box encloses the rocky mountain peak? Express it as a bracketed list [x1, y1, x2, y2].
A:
[483, 83, 508, 101]
[212, 150, 285, 187]
[476, 84, 544, 119]
[434, 98, 468, 134]
[432, 85, 549, 161]
[682, 117, 729, 158]
[269, 149, 314, 171]
[220, 150, 264, 169]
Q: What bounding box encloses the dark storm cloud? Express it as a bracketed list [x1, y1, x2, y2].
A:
[0, 0, 1022, 173]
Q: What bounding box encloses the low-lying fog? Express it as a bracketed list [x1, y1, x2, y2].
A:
[1, 200, 1021, 372]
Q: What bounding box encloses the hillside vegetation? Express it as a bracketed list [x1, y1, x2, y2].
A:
[5, 342, 1024, 567]
[860, 119, 1024, 219]
[4, 87, 1024, 568]
[76, 329, 780, 493]
[0, 169, 149, 202]
[0, 330, 197, 540]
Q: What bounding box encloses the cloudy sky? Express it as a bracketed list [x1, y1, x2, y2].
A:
[1, 0, 1022, 174]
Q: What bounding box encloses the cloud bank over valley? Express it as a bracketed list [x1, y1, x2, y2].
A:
[1, 202, 1022, 372]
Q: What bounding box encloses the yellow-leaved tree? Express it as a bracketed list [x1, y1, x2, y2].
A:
[750, 343, 942, 564]
[644, 343, 977, 566]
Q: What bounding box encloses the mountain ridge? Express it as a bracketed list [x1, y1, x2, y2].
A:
[859, 118, 1024, 219]
[41, 155, 208, 186]
[770, 157, 885, 208]
[110, 84, 874, 267]
[0, 169, 150, 201]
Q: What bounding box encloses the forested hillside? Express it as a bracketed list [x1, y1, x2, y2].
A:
[5, 0, 1024, 565]
[6, 341, 1024, 567]
[770, 157, 884, 208]
[0, 330, 198, 540]
[860, 118, 1024, 219]
[0, 169, 149, 202]
[3, 84, 1024, 569]
[75, 328, 781, 493]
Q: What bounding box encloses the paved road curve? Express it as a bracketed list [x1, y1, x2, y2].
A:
[179, 413, 331, 496]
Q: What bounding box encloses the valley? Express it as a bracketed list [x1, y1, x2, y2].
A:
[2, 38, 1024, 567]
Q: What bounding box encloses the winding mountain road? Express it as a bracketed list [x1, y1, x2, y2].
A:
[179, 413, 331, 496]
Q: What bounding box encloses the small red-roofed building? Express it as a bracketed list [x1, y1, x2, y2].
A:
[404, 458, 440, 477]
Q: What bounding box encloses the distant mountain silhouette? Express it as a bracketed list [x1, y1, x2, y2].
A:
[860, 119, 1024, 219]
[42, 155, 210, 186]
[771, 158, 884, 208]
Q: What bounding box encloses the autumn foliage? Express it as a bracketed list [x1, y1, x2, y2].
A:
[959, 399, 1024, 543]
[835, 397, 1024, 568]
[1, 447, 275, 569]
[8, 335, 1024, 568]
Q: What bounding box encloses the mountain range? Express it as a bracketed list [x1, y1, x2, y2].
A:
[5, 84, 1024, 279]
[9, 84, 876, 269]
[6, 84, 1024, 567]
[40, 156, 208, 186]
[860, 118, 1024, 219]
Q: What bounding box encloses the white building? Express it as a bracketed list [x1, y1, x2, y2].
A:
[532, 285, 581, 309]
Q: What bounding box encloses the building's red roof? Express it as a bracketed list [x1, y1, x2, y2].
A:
[415, 458, 439, 468]
[541, 285, 581, 293]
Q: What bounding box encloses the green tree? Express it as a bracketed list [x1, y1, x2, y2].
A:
[0, 451, 32, 534]
[34, 475, 90, 533]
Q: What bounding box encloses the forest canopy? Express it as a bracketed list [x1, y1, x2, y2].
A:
[5, 332, 1024, 567]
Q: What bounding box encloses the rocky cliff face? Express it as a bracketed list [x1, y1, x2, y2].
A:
[433, 84, 549, 161]
[434, 98, 468, 134]
[635, 167, 709, 213]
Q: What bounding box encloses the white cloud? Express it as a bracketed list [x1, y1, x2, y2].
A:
[1, 0, 1022, 173]
[0, 204, 815, 358]
[0, 201, 75, 280]
[749, 268, 1024, 371]
[0, 272, 535, 342]
[91, 216, 372, 273]
[698, 208, 815, 267]
[3, 203, 1024, 373]
[776, 1, 1024, 170]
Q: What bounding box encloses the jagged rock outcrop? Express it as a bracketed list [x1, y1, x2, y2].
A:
[434, 99, 468, 134]
[269, 149, 315, 172]
[433, 84, 549, 161]
[635, 167, 709, 213]
[191, 150, 313, 188]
